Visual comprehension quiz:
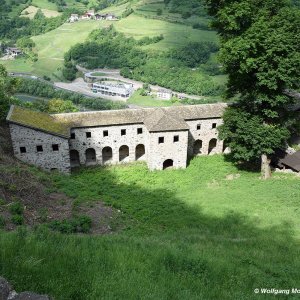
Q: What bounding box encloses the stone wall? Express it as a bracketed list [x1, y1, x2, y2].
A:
[9, 117, 226, 173]
[147, 130, 189, 170]
[69, 124, 148, 166]
[186, 118, 224, 157]
[9, 124, 71, 173]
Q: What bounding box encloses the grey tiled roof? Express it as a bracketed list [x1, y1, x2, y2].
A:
[7, 103, 227, 136]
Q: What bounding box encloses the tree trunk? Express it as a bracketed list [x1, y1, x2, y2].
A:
[261, 153, 271, 179]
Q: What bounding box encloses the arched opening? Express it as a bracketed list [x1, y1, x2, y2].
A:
[70, 150, 80, 167]
[102, 147, 112, 164]
[193, 140, 203, 155]
[85, 148, 96, 165]
[163, 159, 174, 170]
[135, 144, 145, 161]
[208, 139, 217, 155]
[119, 145, 129, 162]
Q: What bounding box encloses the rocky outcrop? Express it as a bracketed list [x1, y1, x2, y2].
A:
[0, 277, 51, 300]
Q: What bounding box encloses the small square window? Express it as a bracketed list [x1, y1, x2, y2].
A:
[197, 124, 201, 130]
[103, 130, 108, 137]
[71, 133, 75, 139]
[121, 129, 126, 136]
[36, 145, 43, 152]
[212, 123, 217, 129]
[158, 137, 164, 144]
[52, 144, 59, 151]
[20, 147, 26, 153]
[86, 132, 91, 138]
[137, 128, 143, 134]
[174, 135, 179, 143]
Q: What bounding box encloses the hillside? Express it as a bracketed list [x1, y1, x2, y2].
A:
[1, 122, 300, 298]
[1, 0, 225, 97]
[0, 125, 121, 233]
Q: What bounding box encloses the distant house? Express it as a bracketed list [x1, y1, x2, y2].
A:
[95, 13, 106, 20]
[157, 89, 173, 100]
[5, 47, 22, 58]
[106, 13, 118, 21]
[81, 10, 95, 20]
[69, 14, 79, 22]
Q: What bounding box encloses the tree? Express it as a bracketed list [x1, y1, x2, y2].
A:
[47, 99, 78, 113]
[205, 0, 300, 179]
[0, 64, 19, 122]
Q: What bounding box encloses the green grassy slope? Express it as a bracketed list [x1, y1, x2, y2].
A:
[2, 0, 218, 80]
[2, 21, 105, 79]
[1, 156, 300, 299]
[114, 14, 217, 51]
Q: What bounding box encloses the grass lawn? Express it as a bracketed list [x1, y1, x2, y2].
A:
[114, 14, 217, 51]
[1, 21, 104, 79]
[1, 156, 300, 299]
[20, 6, 61, 19]
[31, 0, 58, 10]
[128, 90, 175, 107]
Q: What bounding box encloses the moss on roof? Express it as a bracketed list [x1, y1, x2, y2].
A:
[7, 106, 71, 137]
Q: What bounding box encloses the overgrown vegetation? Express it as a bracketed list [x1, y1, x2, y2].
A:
[48, 215, 92, 233]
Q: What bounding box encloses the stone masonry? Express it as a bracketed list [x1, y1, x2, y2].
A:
[6, 104, 227, 173]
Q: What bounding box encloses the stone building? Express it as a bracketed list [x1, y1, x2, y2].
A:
[6, 103, 227, 174]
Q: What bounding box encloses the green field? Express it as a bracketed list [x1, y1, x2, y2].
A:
[1, 156, 300, 299]
[128, 90, 175, 107]
[114, 14, 217, 51]
[1, 21, 105, 79]
[31, 0, 58, 10]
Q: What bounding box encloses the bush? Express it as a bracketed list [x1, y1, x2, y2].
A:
[9, 201, 24, 215]
[11, 215, 24, 225]
[0, 215, 5, 228]
[49, 215, 92, 234]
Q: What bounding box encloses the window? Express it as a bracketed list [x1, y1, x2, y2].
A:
[174, 135, 179, 143]
[52, 144, 59, 151]
[137, 128, 143, 134]
[121, 129, 126, 136]
[86, 132, 91, 138]
[197, 124, 201, 130]
[103, 130, 108, 137]
[158, 137, 164, 144]
[212, 123, 217, 129]
[36, 145, 43, 152]
[20, 147, 26, 154]
[71, 133, 75, 139]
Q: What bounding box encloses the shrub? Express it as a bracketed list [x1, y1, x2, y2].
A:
[0, 215, 5, 228]
[9, 201, 24, 215]
[11, 215, 24, 225]
[48, 215, 92, 234]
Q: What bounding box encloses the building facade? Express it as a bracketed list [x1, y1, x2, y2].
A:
[157, 89, 173, 100]
[7, 104, 227, 174]
[92, 81, 134, 98]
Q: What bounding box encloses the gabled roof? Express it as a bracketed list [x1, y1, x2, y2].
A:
[143, 108, 189, 132]
[7, 103, 227, 137]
